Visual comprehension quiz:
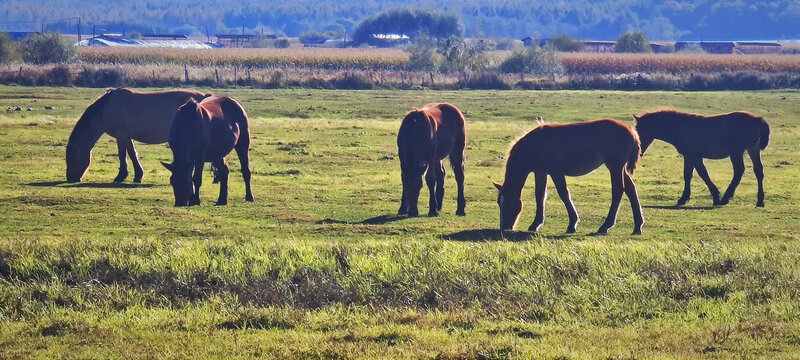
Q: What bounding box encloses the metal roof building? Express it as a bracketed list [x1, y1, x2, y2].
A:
[76, 34, 221, 49]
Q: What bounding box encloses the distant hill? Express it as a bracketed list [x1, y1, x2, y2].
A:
[1, 0, 798, 41]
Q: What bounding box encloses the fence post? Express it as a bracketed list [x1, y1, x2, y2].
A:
[184, 64, 189, 85]
[215, 68, 220, 84]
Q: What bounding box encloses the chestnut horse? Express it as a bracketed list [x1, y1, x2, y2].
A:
[635, 109, 770, 207]
[493, 119, 644, 235]
[161, 96, 254, 207]
[66, 88, 211, 183]
[397, 103, 466, 217]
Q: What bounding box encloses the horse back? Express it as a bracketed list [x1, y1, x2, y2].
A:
[422, 103, 466, 159]
[103, 88, 209, 143]
[196, 96, 249, 161]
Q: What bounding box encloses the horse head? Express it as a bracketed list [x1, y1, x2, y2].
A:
[162, 161, 193, 206]
[65, 142, 91, 182]
[493, 181, 522, 231]
[633, 114, 655, 155]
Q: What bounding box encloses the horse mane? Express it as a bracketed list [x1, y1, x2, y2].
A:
[68, 89, 116, 146]
[504, 117, 546, 162]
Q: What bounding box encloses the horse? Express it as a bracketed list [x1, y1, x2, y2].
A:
[65, 88, 211, 183]
[634, 109, 770, 207]
[161, 96, 254, 207]
[397, 103, 466, 217]
[493, 119, 644, 235]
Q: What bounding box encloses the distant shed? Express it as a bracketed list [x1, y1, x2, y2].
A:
[76, 34, 220, 49]
[215, 34, 255, 48]
[584, 41, 616, 53]
[734, 41, 781, 54]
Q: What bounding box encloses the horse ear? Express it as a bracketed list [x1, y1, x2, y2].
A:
[161, 161, 173, 172]
[492, 181, 503, 191]
[633, 115, 640, 122]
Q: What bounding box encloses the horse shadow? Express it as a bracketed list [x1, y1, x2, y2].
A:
[316, 214, 407, 226]
[644, 204, 716, 211]
[442, 229, 544, 242]
[25, 181, 155, 189]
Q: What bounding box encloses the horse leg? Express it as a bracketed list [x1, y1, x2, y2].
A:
[694, 160, 722, 206]
[190, 161, 204, 206]
[528, 172, 548, 232]
[113, 137, 129, 183]
[748, 149, 765, 207]
[125, 139, 144, 183]
[623, 172, 645, 235]
[720, 152, 745, 205]
[213, 159, 230, 206]
[234, 140, 254, 202]
[551, 174, 579, 233]
[677, 157, 694, 206]
[598, 167, 624, 235]
[425, 163, 439, 217]
[398, 169, 409, 215]
[435, 161, 445, 212]
[449, 150, 466, 216]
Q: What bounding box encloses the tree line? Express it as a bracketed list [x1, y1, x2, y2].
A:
[1, 0, 799, 41]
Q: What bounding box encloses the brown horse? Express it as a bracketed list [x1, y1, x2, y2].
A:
[634, 109, 770, 207]
[397, 103, 466, 217]
[493, 119, 644, 235]
[66, 88, 211, 183]
[161, 96, 254, 207]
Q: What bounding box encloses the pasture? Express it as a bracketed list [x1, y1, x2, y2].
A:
[1, 85, 799, 359]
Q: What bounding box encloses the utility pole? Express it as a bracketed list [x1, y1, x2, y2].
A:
[77, 17, 81, 42]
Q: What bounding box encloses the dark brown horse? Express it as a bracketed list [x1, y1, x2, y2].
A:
[493, 119, 644, 235]
[634, 109, 770, 207]
[397, 103, 466, 217]
[66, 88, 211, 183]
[161, 96, 254, 207]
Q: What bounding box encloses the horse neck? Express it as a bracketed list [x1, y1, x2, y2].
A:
[651, 115, 682, 143]
[67, 110, 106, 155]
[502, 148, 531, 200]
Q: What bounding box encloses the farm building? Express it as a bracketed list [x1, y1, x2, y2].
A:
[215, 34, 276, 48]
[368, 34, 409, 47]
[674, 41, 780, 54]
[584, 41, 616, 53]
[302, 36, 328, 47]
[76, 34, 220, 49]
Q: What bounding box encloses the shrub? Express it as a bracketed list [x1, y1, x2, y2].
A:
[499, 45, 563, 76]
[18, 32, 77, 65]
[463, 72, 510, 90]
[614, 32, 652, 53]
[405, 34, 440, 72]
[75, 67, 125, 87]
[46, 65, 74, 86]
[274, 39, 291, 48]
[0, 32, 20, 64]
[549, 34, 584, 52]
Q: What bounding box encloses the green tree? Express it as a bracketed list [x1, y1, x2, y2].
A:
[18, 32, 76, 65]
[299, 31, 326, 44]
[0, 33, 20, 64]
[614, 31, 652, 53]
[351, 7, 463, 46]
[405, 34, 440, 72]
[274, 38, 291, 48]
[549, 34, 584, 52]
[437, 36, 494, 80]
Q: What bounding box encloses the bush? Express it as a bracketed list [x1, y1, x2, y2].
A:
[46, 65, 74, 86]
[405, 34, 440, 72]
[614, 32, 652, 53]
[75, 67, 125, 87]
[463, 72, 510, 90]
[299, 31, 326, 45]
[499, 45, 563, 76]
[18, 32, 76, 65]
[549, 34, 584, 52]
[274, 39, 291, 48]
[0, 32, 20, 64]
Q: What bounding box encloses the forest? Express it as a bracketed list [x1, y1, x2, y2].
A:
[1, 0, 799, 41]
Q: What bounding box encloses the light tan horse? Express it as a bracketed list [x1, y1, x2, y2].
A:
[493, 119, 644, 235]
[65, 88, 211, 183]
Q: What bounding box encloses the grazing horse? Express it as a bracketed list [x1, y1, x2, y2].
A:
[493, 119, 644, 235]
[65, 88, 211, 183]
[397, 103, 466, 217]
[161, 96, 254, 207]
[634, 109, 770, 207]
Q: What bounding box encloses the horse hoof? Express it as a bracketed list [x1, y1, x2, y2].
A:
[566, 227, 576, 234]
[113, 178, 125, 183]
[408, 212, 419, 217]
[632, 228, 642, 235]
[133, 178, 142, 184]
[215, 201, 227, 206]
[456, 210, 466, 216]
[676, 199, 688, 206]
[756, 202, 764, 208]
[246, 195, 255, 202]
[528, 224, 542, 232]
[719, 198, 729, 206]
[428, 212, 439, 217]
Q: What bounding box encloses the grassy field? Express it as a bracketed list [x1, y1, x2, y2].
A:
[1, 85, 799, 359]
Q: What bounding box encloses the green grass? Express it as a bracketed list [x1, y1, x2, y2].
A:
[1, 85, 799, 359]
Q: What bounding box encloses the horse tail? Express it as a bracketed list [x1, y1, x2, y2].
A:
[758, 117, 770, 150]
[626, 128, 641, 175]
